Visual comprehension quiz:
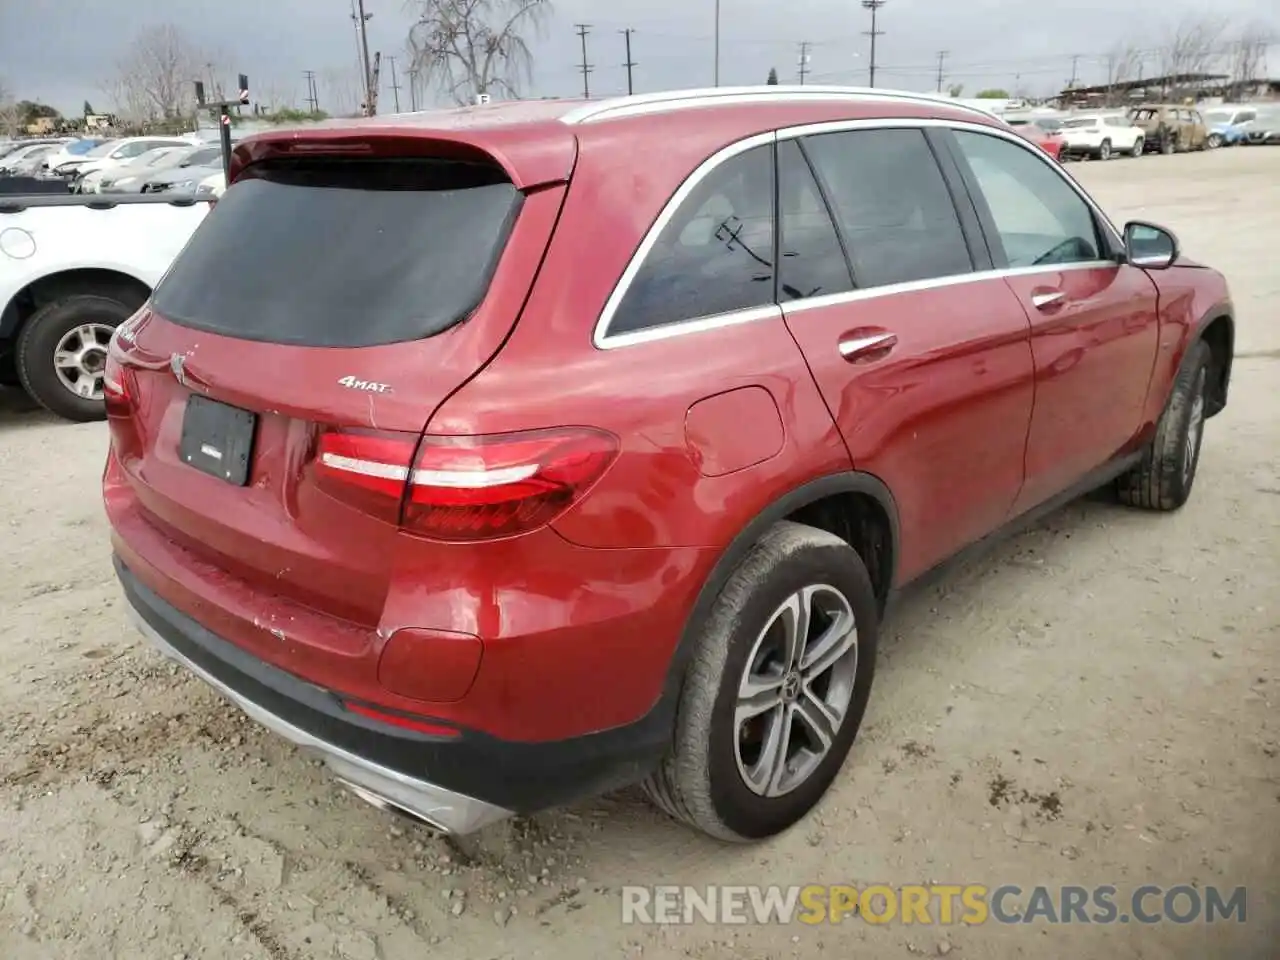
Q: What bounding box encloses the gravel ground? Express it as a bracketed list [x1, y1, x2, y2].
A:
[1, 146, 1277, 960]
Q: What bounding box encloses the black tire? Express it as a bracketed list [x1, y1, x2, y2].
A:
[1130, 137, 1144, 157]
[642, 521, 879, 841]
[1161, 135, 1177, 155]
[1098, 139, 1112, 161]
[15, 290, 142, 422]
[1207, 133, 1222, 149]
[1115, 340, 1211, 512]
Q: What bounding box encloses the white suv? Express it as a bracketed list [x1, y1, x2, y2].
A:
[1058, 114, 1146, 160]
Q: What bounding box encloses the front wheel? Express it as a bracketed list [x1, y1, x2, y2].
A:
[1130, 137, 1144, 157]
[1098, 139, 1112, 161]
[1161, 136, 1177, 155]
[1207, 133, 1223, 149]
[1115, 340, 1210, 512]
[643, 521, 879, 841]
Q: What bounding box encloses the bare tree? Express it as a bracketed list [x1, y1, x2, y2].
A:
[0, 78, 21, 137]
[321, 70, 361, 117]
[108, 24, 203, 122]
[1230, 22, 1274, 94]
[1101, 41, 1143, 106]
[1157, 15, 1229, 80]
[406, 0, 553, 105]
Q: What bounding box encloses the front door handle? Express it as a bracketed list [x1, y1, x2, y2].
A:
[1031, 289, 1066, 310]
[838, 330, 898, 363]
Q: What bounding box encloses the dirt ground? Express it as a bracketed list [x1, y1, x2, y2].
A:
[1, 147, 1277, 960]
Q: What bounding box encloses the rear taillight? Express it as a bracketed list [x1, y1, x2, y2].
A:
[103, 353, 133, 417]
[312, 426, 619, 541]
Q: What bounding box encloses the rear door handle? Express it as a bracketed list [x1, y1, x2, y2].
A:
[1031, 289, 1066, 310]
[838, 330, 898, 363]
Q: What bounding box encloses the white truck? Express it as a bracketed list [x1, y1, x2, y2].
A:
[0, 194, 211, 421]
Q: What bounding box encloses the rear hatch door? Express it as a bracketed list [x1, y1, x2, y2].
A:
[109, 130, 574, 626]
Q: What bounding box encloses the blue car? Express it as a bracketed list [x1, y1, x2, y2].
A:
[1203, 106, 1258, 148]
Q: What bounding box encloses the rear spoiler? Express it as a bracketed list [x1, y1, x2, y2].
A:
[230, 122, 578, 191]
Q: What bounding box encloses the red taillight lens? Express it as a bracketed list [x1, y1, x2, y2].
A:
[311, 426, 618, 540]
[402, 428, 619, 542]
[312, 427, 419, 525]
[103, 353, 133, 417]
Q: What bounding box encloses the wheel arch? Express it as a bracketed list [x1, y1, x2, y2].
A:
[0, 267, 151, 341]
[1197, 308, 1233, 418]
[655, 470, 901, 714]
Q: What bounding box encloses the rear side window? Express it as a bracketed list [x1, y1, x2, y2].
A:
[802, 128, 973, 289]
[777, 139, 852, 302]
[609, 144, 774, 336]
[152, 157, 523, 348]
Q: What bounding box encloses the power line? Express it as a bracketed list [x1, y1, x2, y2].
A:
[621, 28, 638, 96]
[387, 55, 402, 112]
[861, 0, 888, 88]
[798, 41, 812, 85]
[935, 50, 948, 92]
[575, 24, 594, 99]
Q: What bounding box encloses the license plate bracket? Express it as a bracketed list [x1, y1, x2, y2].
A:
[178, 395, 257, 486]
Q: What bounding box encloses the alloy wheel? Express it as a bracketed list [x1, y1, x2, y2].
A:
[53, 323, 114, 401]
[734, 584, 859, 798]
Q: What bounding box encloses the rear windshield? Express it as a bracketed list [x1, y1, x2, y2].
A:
[151, 157, 523, 348]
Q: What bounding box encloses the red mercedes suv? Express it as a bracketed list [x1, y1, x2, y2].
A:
[103, 86, 1234, 842]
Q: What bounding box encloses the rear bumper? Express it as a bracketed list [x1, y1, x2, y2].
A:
[117, 557, 671, 831]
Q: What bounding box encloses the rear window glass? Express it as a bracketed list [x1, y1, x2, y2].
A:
[152, 157, 523, 348]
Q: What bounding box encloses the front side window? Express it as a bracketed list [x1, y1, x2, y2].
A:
[952, 130, 1102, 268]
[802, 128, 973, 289]
[609, 144, 774, 336]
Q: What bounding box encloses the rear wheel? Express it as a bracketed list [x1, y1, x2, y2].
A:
[1161, 135, 1177, 155]
[1115, 340, 1210, 512]
[643, 521, 878, 841]
[15, 288, 144, 422]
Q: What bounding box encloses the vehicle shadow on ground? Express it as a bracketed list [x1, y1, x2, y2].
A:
[457, 487, 1152, 863]
[0, 387, 61, 429]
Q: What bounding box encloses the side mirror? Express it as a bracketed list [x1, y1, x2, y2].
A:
[1124, 220, 1179, 270]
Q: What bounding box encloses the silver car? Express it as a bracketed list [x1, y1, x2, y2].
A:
[109, 145, 225, 194]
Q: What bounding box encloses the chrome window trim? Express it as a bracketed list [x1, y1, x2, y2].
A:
[592, 117, 1125, 351]
[559, 85, 998, 127]
[591, 130, 777, 350]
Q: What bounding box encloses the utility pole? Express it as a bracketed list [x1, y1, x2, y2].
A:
[861, 0, 887, 88]
[408, 68, 420, 111]
[575, 24, 593, 99]
[388, 55, 402, 112]
[798, 42, 811, 85]
[935, 50, 948, 93]
[303, 70, 319, 112]
[352, 0, 374, 115]
[621, 28, 637, 96]
[714, 0, 721, 87]
[1068, 53, 1080, 89]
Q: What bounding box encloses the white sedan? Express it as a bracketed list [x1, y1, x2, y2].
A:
[1057, 114, 1146, 160]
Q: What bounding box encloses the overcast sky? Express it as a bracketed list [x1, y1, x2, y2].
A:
[3, 0, 1277, 115]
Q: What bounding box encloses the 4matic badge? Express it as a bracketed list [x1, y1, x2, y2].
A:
[337, 376, 393, 394]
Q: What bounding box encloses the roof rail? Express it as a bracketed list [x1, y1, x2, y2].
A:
[558, 85, 1000, 126]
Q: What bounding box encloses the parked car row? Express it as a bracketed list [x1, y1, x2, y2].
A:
[1003, 102, 1280, 162]
[0, 135, 229, 198]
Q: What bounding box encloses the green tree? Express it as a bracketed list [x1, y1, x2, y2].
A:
[975, 88, 1010, 99]
[947, 83, 964, 97]
[767, 67, 779, 85]
[83, 100, 95, 116]
[18, 100, 60, 124]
